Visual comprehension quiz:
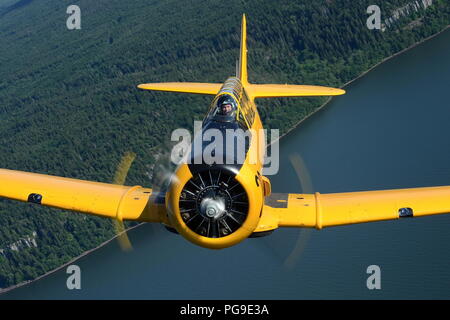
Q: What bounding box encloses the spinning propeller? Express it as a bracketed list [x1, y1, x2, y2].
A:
[112, 151, 137, 251]
[284, 152, 314, 269]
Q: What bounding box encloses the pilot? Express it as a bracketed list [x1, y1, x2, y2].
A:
[217, 95, 236, 117]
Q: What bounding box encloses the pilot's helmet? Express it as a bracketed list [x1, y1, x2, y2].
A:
[217, 95, 236, 116]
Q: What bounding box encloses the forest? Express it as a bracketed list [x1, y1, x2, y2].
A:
[0, 0, 448, 288]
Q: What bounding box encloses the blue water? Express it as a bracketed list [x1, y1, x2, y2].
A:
[2, 28, 450, 300]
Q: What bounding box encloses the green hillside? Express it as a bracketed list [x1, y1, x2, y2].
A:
[0, 0, 448, 288]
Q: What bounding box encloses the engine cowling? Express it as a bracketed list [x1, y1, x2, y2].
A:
[166, 163, 264, 249]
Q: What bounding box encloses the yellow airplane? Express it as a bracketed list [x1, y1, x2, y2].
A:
[1, 15, 449, 250]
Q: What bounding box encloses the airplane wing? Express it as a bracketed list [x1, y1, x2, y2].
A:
[246, 84, 345, 98]
[0, 168, 165, 223]
[138, 82, 222, 95]
[257, 186, 450, 231]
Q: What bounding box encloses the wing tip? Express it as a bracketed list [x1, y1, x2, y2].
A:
[335, 88, 346, 95]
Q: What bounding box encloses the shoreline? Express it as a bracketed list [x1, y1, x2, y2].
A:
[1, 24, 449, 297]
[271, 24, 450, 145]
[0, 223, 144, 295]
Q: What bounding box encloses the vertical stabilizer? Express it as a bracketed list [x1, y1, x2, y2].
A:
[238, 14, 248, 85]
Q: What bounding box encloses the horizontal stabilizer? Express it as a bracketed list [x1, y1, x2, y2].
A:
[246, 84, 345, 98]
[138, 82, 222, 95]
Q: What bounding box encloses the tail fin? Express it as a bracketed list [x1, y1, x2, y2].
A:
[238, 14, 248, 85]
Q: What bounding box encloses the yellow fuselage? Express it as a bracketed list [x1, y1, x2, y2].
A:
[166, 77, 268, 249]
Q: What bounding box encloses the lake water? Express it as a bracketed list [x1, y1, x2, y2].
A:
[2, 28, 450, 300]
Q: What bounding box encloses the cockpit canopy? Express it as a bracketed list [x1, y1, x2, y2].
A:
[207, 94, 238, 123]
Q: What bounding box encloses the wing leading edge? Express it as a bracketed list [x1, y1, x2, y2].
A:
[258, 186, 450, 231]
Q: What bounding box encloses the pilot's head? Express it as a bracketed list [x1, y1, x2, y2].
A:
[217, 96, 236, 116]
[220, 103, 233, 115]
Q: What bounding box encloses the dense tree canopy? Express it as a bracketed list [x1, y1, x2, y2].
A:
[0, 0, 448, 288]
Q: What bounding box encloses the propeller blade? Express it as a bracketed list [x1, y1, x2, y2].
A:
[284, 152, 314, 269]
[289, 153, 313, 194]
[112, 151, 137, 252]
[150, 140, 179, 193]
[113, 152, 136, 185]
[114, 219, 133, 252]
